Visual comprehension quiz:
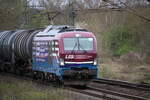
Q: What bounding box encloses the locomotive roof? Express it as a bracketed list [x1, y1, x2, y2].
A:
[35, 25, 88, 37]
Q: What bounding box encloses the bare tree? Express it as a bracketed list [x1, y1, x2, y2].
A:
[0, 0, 25, 29]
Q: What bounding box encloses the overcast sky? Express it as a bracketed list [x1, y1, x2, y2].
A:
[28, 0, 150, 7]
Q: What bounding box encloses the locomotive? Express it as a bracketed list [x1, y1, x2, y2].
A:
[0, 25, 98, 85]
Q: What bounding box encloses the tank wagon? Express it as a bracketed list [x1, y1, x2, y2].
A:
[0, 25, 98, 85]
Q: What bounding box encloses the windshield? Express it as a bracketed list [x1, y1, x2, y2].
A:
[63, 38, 93, 51]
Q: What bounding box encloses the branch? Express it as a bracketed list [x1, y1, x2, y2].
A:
[120, 1, 150, 22]
[102, 0, 150, 23]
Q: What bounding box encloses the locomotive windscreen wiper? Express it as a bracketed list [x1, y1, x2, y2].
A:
[71, 38, 78, 53]
[78, 43, 87, 53]
[71, 38, 87, 53]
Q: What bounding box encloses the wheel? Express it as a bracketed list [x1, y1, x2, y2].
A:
[32, 71, 37, 80]
[41, 72, 45, 81]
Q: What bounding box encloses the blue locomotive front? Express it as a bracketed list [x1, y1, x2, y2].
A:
[32, 26, 98, 84]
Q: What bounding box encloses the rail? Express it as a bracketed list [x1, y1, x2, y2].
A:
[92, 78, 150, 91]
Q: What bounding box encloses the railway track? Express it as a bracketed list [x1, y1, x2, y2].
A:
[87, 78, 150, 100]
[66, 78, 150, 100]
[0, 73, 150, 100]
[67, 87, 119, 100]
[92, 78, 150, 91]
[68, 86, 149, 100]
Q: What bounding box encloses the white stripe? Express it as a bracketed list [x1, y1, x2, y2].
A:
[65, 61, 93, 64]
[52, 53, 57, 56]
[55, 48, 59, 51]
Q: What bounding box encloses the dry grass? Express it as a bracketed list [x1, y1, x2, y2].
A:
[0, 81, 65, 100]
[98, 57, 150, 83]
[0, 75, 100, 100]
[0, 76, 71, 100]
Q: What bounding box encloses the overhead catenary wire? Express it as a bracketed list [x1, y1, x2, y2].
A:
[23, 0, 150, 27]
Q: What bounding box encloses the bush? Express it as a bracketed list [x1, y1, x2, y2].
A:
[114, 43, 134, 56]
[104, 27, 136, 56]
[98, 65, 118, 79]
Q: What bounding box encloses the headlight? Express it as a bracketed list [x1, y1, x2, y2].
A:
[93, 59, 97, 65]
[60, 58, 64, 66]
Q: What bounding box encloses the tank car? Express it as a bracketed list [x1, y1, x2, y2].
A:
[0, 25, 98, 85]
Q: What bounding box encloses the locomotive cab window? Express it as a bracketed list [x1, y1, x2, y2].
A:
[63, 38, 94, 51]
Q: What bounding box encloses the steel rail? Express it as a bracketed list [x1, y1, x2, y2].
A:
[93, 78, 150, 91]
[140, 82, 150, 88]
[67, 87, 119, 100]
[88, 86, 149, 100]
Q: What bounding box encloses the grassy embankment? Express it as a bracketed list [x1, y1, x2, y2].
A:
[0, 77, 66, 100]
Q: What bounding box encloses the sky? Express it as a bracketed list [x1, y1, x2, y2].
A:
[28, 0, 150, 8]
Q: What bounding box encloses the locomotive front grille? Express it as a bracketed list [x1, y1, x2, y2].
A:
[63, 69, 97, 80]
[63, 68, 97, 76]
